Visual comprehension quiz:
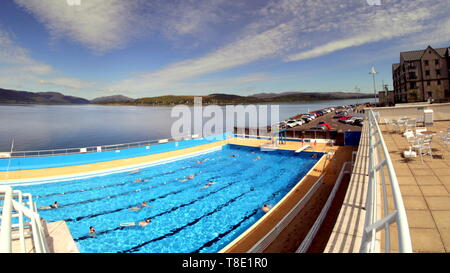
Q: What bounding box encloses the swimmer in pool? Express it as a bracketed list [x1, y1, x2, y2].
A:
[120, 219, 151, 227]
[200, 182, 216, 189]
[89, 226, 96, 237]
[312, 153, 318, 159]
[40, 201, 59, 210]
[133, 178, 148, 183]
[196, 158, 209, 164]
[180, 174, 195, 182]
[253, 156, 261, 161]
[130, 201, 151, 211]
[262, 204, 271, 213]
[230, 155, 238, 158]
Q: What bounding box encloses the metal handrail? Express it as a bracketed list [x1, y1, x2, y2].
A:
[0, 186, 49, 253]
[0, 186, 12, 252]
[296, 161, 352, 253]
[247, 174, 326, 253]
[2, 133, 210, 158]
[360, 110, 412, 253]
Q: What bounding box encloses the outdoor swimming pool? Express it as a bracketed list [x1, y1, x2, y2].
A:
[14, 145, 323, 253]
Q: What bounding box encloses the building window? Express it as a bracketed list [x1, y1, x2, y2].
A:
[427, 92, 432, 98]
[410, 82, 416, 89]
[445, 90, 450, 97]
[425, 70, 430, 76]
[435, 59, 440, 65]
[424, 60, 429, 66]
[427, 81, 431, 86]
[438, 80, 441, 85]
[436, 69, 441, 76]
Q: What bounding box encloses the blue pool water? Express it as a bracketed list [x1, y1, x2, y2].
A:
[14, 145, 322, 253]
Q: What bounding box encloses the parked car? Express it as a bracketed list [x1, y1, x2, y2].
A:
[291, 119, 303, 126]
[278, 121, 287, 128]
[309, 125, 327, 131]
[333, 112, 349, 118]
[300, 115, 313, 122]
[305, 114, 316, 120]
[285, 120, 299, 128]
[338, 116, 352, 122]
[343, 117, 363, 125]
[318, 121, 334, 130]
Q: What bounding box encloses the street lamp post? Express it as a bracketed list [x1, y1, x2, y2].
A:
[354, 85, 361, 105]
[369, 66, 378, 104]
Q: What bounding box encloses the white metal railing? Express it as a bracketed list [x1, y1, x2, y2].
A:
[2, 133, 215, 158]
[296, 161, 352, 253]
[247, 174, 326, 253]
[360, 110, 412, 253]
[0, 186, 49, 253]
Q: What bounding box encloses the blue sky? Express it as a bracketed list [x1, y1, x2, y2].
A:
[0, 0, 449, 99]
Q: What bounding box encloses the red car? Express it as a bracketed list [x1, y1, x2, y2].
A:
[318, 121, 335, 130]
[338, 116, 352, 121]
[323, 123, 334, 130]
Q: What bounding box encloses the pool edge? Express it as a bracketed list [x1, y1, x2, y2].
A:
[218, 153, 327, 253]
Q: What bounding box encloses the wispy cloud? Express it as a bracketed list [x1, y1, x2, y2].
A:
[109, 23, 298, 94]
[0, 27, 92, 93]
[38, 77, 93, 90]
[14, 0, 143, 53]
[6, 0, 450, 97]
[285, 0, 449, 61]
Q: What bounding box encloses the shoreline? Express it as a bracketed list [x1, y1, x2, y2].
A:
[0, 98, 375, 107]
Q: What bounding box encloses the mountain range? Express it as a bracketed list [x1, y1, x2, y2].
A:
[0, 88, 375, 105]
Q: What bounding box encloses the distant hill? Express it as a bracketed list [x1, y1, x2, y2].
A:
[0, 88, 90, 104]
[106, 92, 374, 106]
[250, 91, 374, 100]
[91, 95, 133, 104]
[0, 88, 374, 106]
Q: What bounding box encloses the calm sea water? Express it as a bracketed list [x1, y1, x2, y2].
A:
[0, 98, 373, 152]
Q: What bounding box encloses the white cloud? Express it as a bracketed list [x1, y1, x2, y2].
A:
[0, 28, 92, 93]
[284, 0, 449, 61]
[38, 77, 93, 90]
[6, 0, 450, 97]
[14, 0, 142, 53]
[109, 23, 298, 94]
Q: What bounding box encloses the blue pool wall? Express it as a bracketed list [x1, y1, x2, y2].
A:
[0, 132, 234, 171]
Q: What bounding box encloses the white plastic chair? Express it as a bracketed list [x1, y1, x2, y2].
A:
[412, 135, 433, 163]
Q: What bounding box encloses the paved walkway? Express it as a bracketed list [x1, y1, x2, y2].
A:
[381, 121, 450, 252]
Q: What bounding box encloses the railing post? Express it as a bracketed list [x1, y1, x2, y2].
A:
[0, 186, 13, 253]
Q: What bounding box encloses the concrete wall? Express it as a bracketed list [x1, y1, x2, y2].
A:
[367, 102, 450, 123]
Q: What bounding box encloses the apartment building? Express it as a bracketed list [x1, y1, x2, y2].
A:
[392, 46, 450, 103]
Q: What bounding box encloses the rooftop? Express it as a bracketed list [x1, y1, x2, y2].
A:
[381, 120, 450, 252]
[400, 46, 449, 61]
